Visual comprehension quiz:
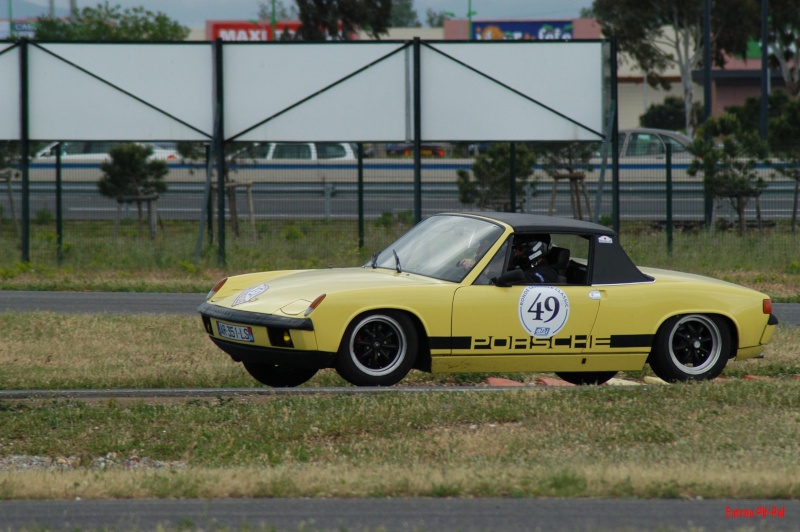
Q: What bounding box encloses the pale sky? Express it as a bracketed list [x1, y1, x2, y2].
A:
[10, 0, 594, 29]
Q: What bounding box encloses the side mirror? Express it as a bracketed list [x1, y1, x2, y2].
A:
[493, 269, 525, 287]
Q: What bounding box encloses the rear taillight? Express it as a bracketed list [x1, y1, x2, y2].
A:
[763, 298, 772, 315]
[207, 277, 227, 300]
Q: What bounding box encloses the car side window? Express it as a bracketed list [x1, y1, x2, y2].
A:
[474, 240, 509, 285]
[61, 142, 88, 155]
[663, 136, 688, 153]
[551, 234, 590, 286]
[626, 133, 664, 156]
[92, 141, 117, 155]
[273, 144, 312, 159]
[316, 143, 346, 159]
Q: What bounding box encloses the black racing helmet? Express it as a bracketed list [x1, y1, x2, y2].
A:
[513, 234, 551, 260]
[527, 239, 551, 261]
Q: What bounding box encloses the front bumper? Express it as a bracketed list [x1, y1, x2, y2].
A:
[208, 336, 336, 369]
[199, 302, 335, 369]
[198, 302, 313, 330]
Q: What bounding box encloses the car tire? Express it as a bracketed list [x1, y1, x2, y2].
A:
[649, 314, 731, 382]
[335, 311, 418, 386]
[554, 371, 617, 385]
[242, 362, 318, 388]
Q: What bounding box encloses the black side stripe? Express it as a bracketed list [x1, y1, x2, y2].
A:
[429, 337, 471, 350]
[609, 334, 654, 348]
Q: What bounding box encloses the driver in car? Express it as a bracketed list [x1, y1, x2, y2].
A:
[510, 235, 559, 284]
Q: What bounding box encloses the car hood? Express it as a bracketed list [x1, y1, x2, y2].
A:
[209, 267, 446, 315]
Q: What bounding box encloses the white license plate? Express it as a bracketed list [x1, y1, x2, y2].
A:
[216, 321, 255, 342]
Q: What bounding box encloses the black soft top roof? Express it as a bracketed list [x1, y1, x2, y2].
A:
[449, 212, 652, 284]
[454, 212, 617, 236]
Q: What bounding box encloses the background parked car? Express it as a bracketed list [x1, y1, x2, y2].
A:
[234, 142, 357, 161]
[383, 143, 449, 158]
[617, 128, 693, 159]
[35, 141, 180, 162]
[583, 128, 695, 182]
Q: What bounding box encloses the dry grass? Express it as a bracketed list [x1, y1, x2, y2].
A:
[3, 462, 798, 500]
[1, 380, 799, 500]
[0, 313, 251, 389]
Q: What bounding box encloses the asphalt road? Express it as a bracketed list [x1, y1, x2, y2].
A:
[0, 497, 797, 531]
[1, 290, 798, 325]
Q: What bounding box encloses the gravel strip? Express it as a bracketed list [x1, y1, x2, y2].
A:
[0, 453, 186, 472]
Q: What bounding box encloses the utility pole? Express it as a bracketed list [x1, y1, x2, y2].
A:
[271, 0, 276, 38]
[760, 0, 769, 140]
[467, 0, 476, 40]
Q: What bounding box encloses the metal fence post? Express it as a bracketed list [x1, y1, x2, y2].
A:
[19, 39, 30, 263]
[214, 38, 226, 267]
[509, 143, 516, 212]
[324, 181, 334, 221]
[666, 144, 673, 255]
[56, 143, 63, 263]
[357, 143, 364, 248]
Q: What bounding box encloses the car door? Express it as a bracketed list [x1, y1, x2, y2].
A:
[451, 283, 601, 356]
[450, 234, 600, 358]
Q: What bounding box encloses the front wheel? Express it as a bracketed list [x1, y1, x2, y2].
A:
[242, 362, 318, 387]
[335, 311, 418, 386]
[555, 371, 617, 385]
[649, 314, 731, 382]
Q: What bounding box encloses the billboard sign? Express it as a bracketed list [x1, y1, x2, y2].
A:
[208, 21, 302, 41]
[472, 20, 573, 41]
[0, 20, 38, 39]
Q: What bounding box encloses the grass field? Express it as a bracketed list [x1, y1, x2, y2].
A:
[1, 219, 799, 300]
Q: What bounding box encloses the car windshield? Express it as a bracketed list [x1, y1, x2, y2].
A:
[368, 215, 504, 282]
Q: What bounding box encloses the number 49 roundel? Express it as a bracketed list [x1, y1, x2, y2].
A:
[518, 286, 570, 338]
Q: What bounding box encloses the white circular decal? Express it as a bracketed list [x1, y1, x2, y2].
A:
[518, 286, 570, 338]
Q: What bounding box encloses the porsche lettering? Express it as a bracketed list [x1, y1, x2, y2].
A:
[472, 334, 612, 351]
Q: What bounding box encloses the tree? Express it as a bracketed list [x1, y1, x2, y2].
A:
[35, 2, 189, 41]
[764, 0, 800, 99]
[98, 143, 168, 237]
[257, 1, 298, 22]
[0, 142, 20, 175]
[390, 0, 420, 27]
[640, 96, 701, 131]
[767, 97, 800, 232]
[425, 9, 448, 28]
[533, 141, 596, 179]
[590, 0, 758, 136]
[724, 90, 790, 133]
[294, 0, 392, 40]
[688, 113, 768, 235]
[0, 142, 20, 234]
[456, 143, 537, 212]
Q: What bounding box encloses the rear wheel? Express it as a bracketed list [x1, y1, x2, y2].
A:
[242, 362, 318, 387]
[336, 311, 418, 386]
[649, 314, 731, 382]
[555, 371, 617, 385]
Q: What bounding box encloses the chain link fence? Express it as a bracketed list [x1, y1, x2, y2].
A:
[1, 139, 798, 275]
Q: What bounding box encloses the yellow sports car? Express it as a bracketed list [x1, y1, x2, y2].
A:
[198, 212, 778, 387]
